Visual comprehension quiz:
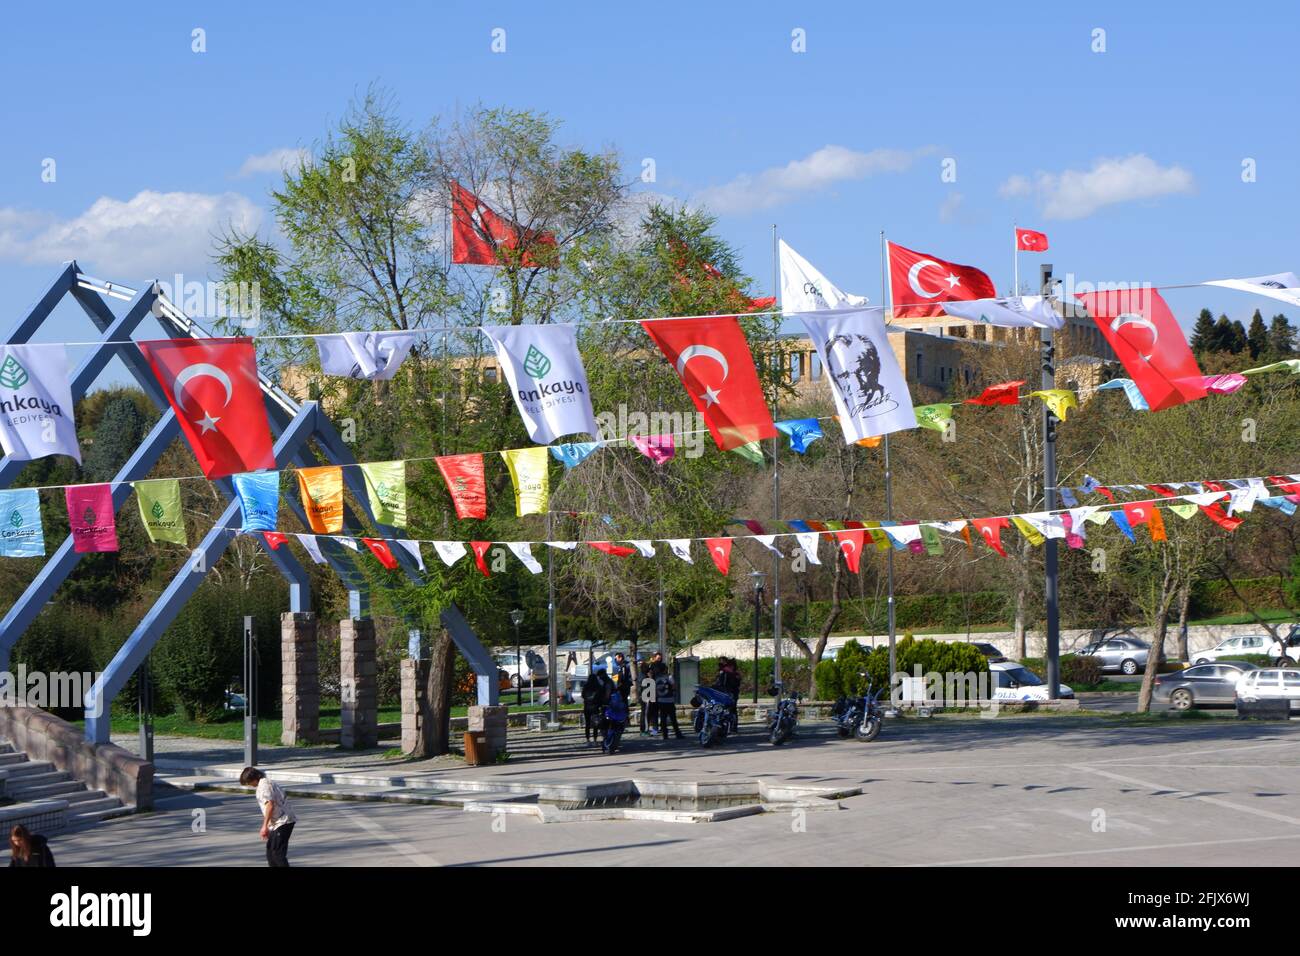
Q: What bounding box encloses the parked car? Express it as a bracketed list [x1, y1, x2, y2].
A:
[495, 650, 548, 687]
[1235, 668, 1300, 710]
[223, 690, 246, 712]
[988, 660, 1074, 701]
[967, 642, 1007, 662]
[1266, 624, 1300, 666]
[1193, 634, 1270, 665]
[1153, 661, 1257, 710]
[1077, 636, 1158, 675]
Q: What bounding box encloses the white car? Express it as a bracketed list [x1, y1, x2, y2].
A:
[494, 650, 548, 687]
[1265, 624, 1300, 666]
[988, 661, 1074, 701]
[1235, 668, 1300, 710]
[1193, 634, 1270, 664]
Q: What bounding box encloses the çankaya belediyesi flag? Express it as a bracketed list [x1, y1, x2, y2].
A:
[480, 324, 600, 444]
[135, 478, 187, 545]
[316, 331, 418, 381]
[138, 339, 275, 479]
[232, 471, 280, 533]
[500, 446, 550, 517]
[297, 466, 343, 534]
[778, 240, 869, 313]
[799, 308, 916, 441]
[939, 295, 1064, 330]
[360, 460, 406, 527]
[0, 344, 81, 463]
[65, 483, 118, 553]
[0, 488, 45, 557]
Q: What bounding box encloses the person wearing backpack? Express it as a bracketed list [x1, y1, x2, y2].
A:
[601, 672, 629, 755]
[651, 658, 682, 739]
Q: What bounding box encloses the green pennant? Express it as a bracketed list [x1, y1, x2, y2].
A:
[914, 403, 955, 433]
[729, 441, 765, 465]
[360, 460, 407, 528]
[135, 479, 186, 545]
[920, 524, 944, 555]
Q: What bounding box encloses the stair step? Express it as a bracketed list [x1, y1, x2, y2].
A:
[0, 751, 30, 766]
[7, 770, 72, 788]
[64, 789, 109, 805]
[9, 780, 85, 800]
[69, 797, 125, 817]
[1, 760, 54, 778]
[0, 742, 14, 755]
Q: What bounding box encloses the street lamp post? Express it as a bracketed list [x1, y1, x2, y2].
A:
[510, 608, 524, 708]
[750, 570, 766, 704]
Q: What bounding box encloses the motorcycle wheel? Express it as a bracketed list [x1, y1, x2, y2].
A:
[856, 716, 882, 741]
[770, 725, 787, 746]
[699, 727, 714, 747]
[836, 725, 851, 739]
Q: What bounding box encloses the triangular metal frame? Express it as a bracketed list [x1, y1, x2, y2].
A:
[0, 264, 497, 744]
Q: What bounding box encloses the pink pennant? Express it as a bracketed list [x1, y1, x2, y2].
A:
[65, 484, 118, 554]
[630, 433, 675, 464]
[1202, 373, 1247, 395]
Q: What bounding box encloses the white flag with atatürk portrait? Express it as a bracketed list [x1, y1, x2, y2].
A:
[800, 308, 915, 442]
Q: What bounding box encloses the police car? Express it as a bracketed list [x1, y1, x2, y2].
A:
[988, 660, 1074, 701]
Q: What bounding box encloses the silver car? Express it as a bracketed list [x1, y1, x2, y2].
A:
[1153, 661, 1257, 710]
[1078, 636, 1155, 675]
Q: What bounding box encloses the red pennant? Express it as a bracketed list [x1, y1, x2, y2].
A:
[887, 241, 997, 319]
[470, 540, 492, 577]
[641, 316, 776, 451]
[138, 339, 276, 480]
[705, 537, 733, 575]
[435, 454, 487, 520]
[966, 380, 1025, 406]
[834, 529, 865, 573]
[972, 517, 1010, 557]
[1075, 287, 1206, 412]
[669, 239, 775, 312]
[1094, 486, 1116, 502]
[262, 531, 288, 550]
[588, 541, 637, 558]
[1197, 482, 1243, 531]
[1147, 484, 1177, 498]
[1121, 502, 1153, 527]
[363, 537, 399, 569]
[451, 182, 556, 267]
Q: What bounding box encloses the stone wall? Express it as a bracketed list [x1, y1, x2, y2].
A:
[340, 618, 378, 749]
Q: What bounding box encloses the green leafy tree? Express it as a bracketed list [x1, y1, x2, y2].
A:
[1268, 314, 1295, 357]
[1247, 309, 1269, 360]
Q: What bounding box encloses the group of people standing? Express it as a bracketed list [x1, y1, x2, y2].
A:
[581, 651, 683, 754]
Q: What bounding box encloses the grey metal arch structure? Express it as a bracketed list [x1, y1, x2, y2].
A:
[0, 264, 498, 745]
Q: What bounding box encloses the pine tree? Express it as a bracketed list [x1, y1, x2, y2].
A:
[1212, 315, 1237, 353]
[1246, 309, 1269, 359]
[1268, 313, 1296, 357]
[1190, 308, 1216, 353]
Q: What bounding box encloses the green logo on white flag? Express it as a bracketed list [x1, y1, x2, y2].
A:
[523, 344, 551, 379]
[0, 356, 29, 390]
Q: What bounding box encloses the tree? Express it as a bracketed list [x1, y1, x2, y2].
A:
[82, 393, 151, 482]
[1247, 309, 1269, 360]
[1268, 313, 1296, 357]
[1190, 308, 1216, 353]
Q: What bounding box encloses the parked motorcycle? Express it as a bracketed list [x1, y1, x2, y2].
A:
[691, 686, 736, 747]
[830, 679, 883, 742]
[766, 682, 800, 745]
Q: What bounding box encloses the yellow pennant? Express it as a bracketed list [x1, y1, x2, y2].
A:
[1029, 389, 1078, 422]
[1011, 515, 1045, 546]
[297, 465, 343, 534]
[500, 447, 550, 517]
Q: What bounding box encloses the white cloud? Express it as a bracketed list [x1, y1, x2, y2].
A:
[999, 154, 1194, 220]
[938, 192, 964, 223]
[0, 190, 264, 279]
[692, 145, 928, 215]
[237, 147, 310, 178]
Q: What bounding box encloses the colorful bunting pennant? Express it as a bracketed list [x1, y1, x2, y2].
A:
[65, 483, 118, 554]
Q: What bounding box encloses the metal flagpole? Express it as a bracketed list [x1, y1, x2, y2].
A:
[880, 232, 898, 716]
[1040, 262, 1060, 699]
[547, 510, 558, 722]
[770, 224, 782, 690]
[1012, 221, 1020, 296]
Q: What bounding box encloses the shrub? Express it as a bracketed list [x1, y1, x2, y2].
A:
[1060, 654, 1103, 687]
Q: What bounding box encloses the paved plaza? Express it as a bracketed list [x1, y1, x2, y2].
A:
[52, 711, 1300, 867]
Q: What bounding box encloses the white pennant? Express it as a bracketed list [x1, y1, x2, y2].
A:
[545, 541, 577, 551]
[794, 532, 822, 565]
[754, 534, 783, 555]
[433, 541, 467, 567]
[1020, 512, 1068, 539]
[479, 323, 600, 444]
[628, 540, 656, 558]
[666, 539, 693, 563]
[507, 541, 544, 574]
[296, 533, 327, 565]
[394, 539, 424, 571]
[779, 239, 869, 313]
[1188, 491, 1229, 506]
[337, 537, 360, 551]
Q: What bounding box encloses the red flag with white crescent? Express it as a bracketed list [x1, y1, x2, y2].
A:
[705, 537, 732, 575]
[262, 531, 288, 550]
[470, 540, 492, 577]
[363, 537, 399, 570]
[1121, 502, 1152, 527]
[834, 529, 865, 573]
[450, 182, 557, 267]
[972, 517, 1010, 557]
[139, 339, 276, 479]
[589, 541, 637, 558]
[887, 241, 996, 319]
[1015, 228, 1049, 252]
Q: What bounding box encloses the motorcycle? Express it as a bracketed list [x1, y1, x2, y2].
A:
[830, 679, 883, 742]
[766, 682, 800, 745]
[690, 686, 736, 747]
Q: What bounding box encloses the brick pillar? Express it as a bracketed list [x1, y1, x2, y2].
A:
[340, 618, 378, 749]
[467, 705, 508, 761]
[280, 612, 319, 746]
[400, 658, 430, 754]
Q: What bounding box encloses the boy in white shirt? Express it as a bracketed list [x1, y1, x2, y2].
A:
[240, 767, 297, 867]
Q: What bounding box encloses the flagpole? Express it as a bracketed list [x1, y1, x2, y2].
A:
[547, 509, 558, 723]
[770, 224, 782, 692]
[1012, 220, 1019, 296]
[880, 231, 898, 716]
[1041, 262, 1060, 700]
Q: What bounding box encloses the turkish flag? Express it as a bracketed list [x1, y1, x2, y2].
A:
[1075, 288, 1206, 412]
[670, 239, 775, 312]
[450, 182, 557, 267]
[588, 541, 637, 558]
[972, 517, 1010, 557]
[262, 531, 288, 550]
[1199, 482, 1244, 532]
[470, 540, 492, 577]
[834, 529, 865, 573]
[139, 339, 276, 479]
[1016, 228, 1049, 252]
[1122, 501, 1153, 528]
[363, 537, 399, 569]
[705, 537, 732, 575]
[888, 241, 996, 319]
[966, 380, 1025, 406]
[641, 316, 776, 450]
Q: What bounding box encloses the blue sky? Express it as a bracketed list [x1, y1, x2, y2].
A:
[2, 1, 1296, 386]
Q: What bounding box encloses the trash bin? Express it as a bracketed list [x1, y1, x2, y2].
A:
[675, 656, 700, 701]
[464, 730, 491, 766]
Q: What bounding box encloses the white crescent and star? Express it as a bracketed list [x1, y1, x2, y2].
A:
[907, 259, 945, 298]
[1111, 312, 1159, 361]
[677, 344, 730, 407]
[172, 363, 234, 433]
